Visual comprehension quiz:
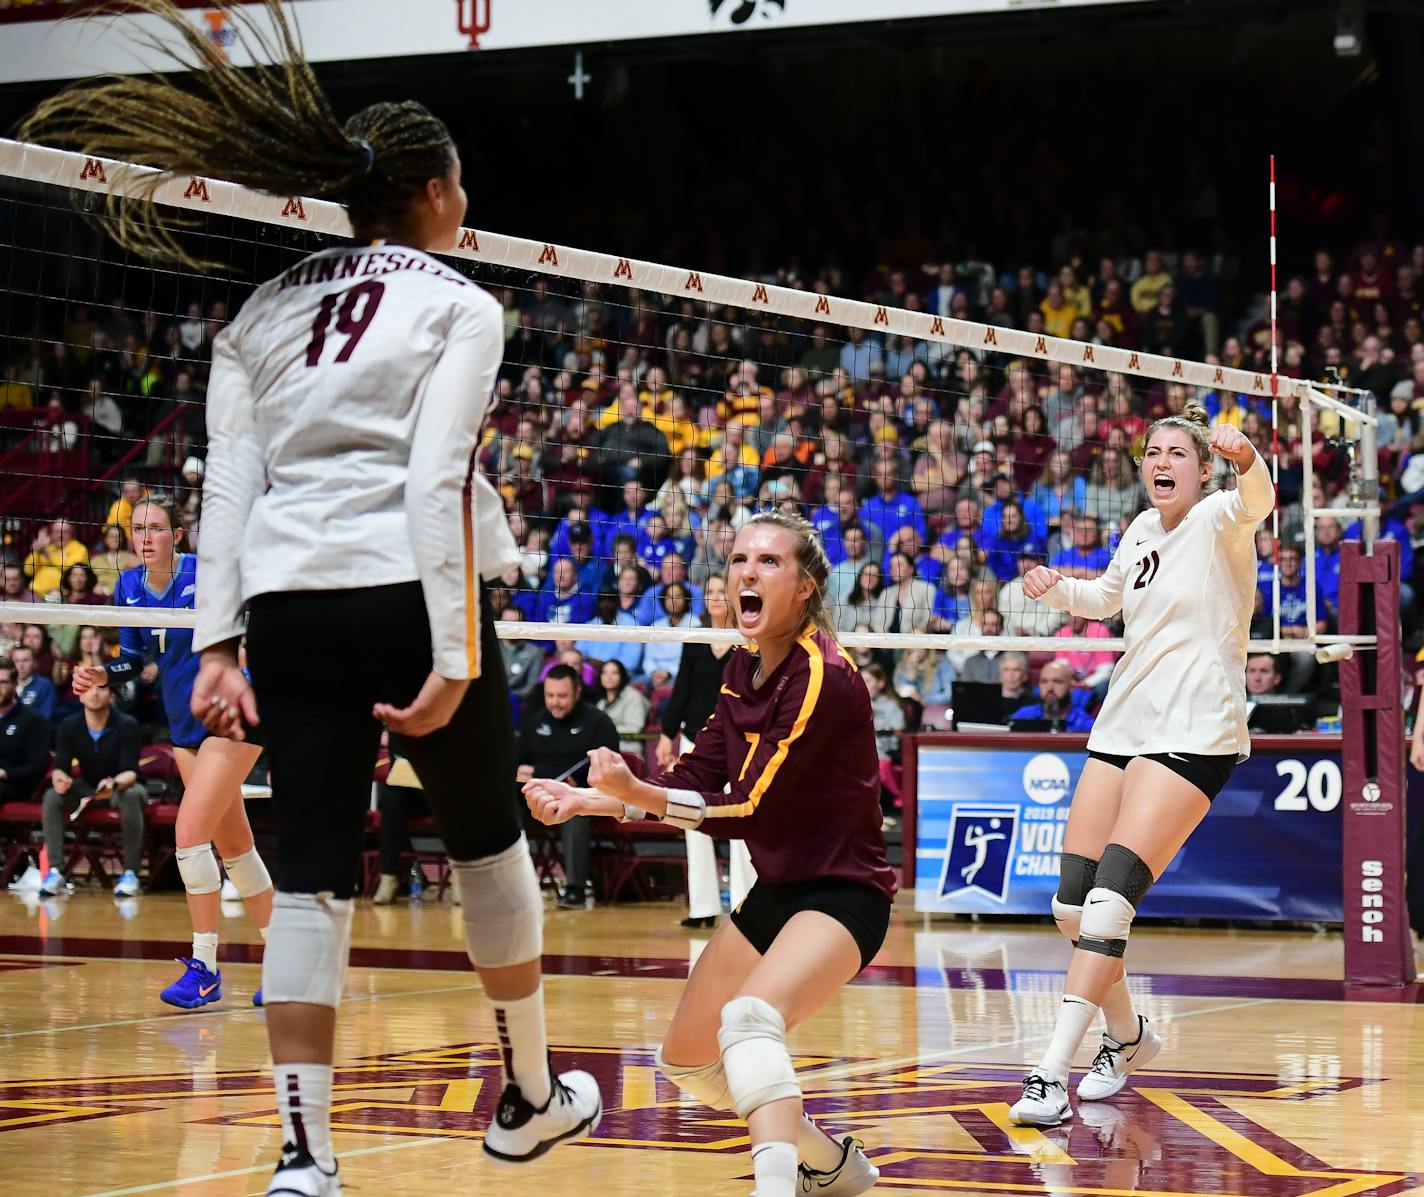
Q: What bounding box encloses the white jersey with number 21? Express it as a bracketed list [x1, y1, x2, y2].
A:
[1043, 453, 1275, 760]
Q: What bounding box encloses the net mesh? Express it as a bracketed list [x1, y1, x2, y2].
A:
[0, 138, 1378, 740]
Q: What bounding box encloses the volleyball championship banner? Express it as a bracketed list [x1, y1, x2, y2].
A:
[913, 740, 1344, 921]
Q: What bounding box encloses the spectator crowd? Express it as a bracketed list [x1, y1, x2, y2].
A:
[4, 181, 1424, 766]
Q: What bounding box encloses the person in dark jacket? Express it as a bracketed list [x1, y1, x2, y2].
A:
[517, 665, 619, 909]
[0, 656, 50, 803]
[655, 575, 756, 927]
[41, 675, 146, 896]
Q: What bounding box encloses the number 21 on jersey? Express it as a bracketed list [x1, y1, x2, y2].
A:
[1133, 550, 1162, 590]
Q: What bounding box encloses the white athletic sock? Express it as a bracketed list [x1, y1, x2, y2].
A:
[799, 1114, 845, 1172]
[751, 1141, 798, 1197]
[274, 1063, 335, 1171]
[1037, 994, 1098, 1082]
[1100, 975, 1138, 1044]
[192, 931, 219, 972]
[492, 987, 552, 1108]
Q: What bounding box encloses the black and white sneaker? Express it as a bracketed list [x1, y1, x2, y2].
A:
[1008, 1071, 1072, 1127]
[1076, 1016, 1162, 1102]
[266, 1143, 342, 1197]
[797, 1136, 880, 1196]
[482, 1067, 602, 1162]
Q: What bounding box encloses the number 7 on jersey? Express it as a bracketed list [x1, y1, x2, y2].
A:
[305, 280, 385, 367]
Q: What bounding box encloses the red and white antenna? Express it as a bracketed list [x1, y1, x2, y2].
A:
[1269, 154, 1282, 653]
[456, 0, 492, 48]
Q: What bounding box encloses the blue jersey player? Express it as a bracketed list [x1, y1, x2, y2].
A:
[70, 498, 272, 1009]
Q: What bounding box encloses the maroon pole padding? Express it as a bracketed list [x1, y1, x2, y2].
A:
[1339, 540, 1416, 985]
[902, 733, 918, 894]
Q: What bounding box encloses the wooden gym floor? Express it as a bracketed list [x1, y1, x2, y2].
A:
[1, 890, 1423, 1197]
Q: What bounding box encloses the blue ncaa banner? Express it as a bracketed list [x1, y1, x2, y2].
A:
[914, 742, 1342, 921]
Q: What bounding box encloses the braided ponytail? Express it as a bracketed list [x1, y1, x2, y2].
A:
[20, 0, 456, 270]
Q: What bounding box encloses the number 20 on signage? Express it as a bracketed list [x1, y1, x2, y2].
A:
[1273, 759, 1341, 812]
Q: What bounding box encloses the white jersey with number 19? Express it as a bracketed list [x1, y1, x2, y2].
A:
[193, 243, 519, 680]
[1043, 453, 1275, 760]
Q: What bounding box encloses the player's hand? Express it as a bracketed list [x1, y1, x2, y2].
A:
[1023, 566, 1064, 600]
[523, 778, 591, 825]
[71, 664, 105, 696]
[192, 653, 259, 740]
[587, 746, 635, 798]
[655, 734, 677, 768]
[375, 671, 469, 738]
[1208, 423, 1255, 469]
[95, 777, 114, 797]
[1411, 737, 1424, 773]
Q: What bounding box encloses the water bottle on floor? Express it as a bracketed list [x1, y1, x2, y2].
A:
[408, 862, 425, 902]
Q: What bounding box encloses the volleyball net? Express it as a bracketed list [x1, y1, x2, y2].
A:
[0, 137, 1384, 675]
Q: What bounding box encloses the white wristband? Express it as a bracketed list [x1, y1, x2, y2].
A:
[660, 789, 707, 830]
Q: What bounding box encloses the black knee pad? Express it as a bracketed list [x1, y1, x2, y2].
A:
[1095, 843, 1155, 907]
[1056, 852, 1098, 905]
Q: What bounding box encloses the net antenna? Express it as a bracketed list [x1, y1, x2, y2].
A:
[456, 0, 492, 48]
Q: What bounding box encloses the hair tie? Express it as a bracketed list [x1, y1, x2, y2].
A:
[352, 137, 375, 177]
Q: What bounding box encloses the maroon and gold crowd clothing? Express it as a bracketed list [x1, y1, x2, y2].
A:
[646, 626, 898, 901]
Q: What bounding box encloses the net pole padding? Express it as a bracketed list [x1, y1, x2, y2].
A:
[0, 600, 1373, 656]
[1338, 539, 1415, 987]
[0, 136, 1303, 404]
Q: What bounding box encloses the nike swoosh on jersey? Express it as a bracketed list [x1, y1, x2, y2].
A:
[125, 596, 141, 604]
[719, 685, 742, 698]
[1167, 752, 1188, 761]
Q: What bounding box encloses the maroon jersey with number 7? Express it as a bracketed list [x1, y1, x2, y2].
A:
[646, 626, 897, 899]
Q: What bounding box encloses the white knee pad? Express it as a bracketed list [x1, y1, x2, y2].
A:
[656, 1047, 730, 1110]
[451, 835, 543, 969]
[1078, 886, 1137, 959]
[261, 891, 354, 1008]
[717, 995, 801, 1120]
[221, 848, 273, 900]
[175, 844, 222, 896]
[1051, 897, 1082, 945]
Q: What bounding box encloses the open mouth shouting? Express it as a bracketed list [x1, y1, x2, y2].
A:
[738, 588, 765, 630]
[1151, 472, 1177, 499]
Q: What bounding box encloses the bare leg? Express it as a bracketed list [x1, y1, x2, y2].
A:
[211, 789, 273, 929]
[173, 739, 264, 936]
[733, 912, 861, 1147]
[1062, 758, 1210, 1007]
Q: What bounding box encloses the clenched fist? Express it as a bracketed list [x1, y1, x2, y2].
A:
[1022, 565, 1064, 600]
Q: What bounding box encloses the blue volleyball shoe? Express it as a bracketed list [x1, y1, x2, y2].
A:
[160, 957, 223, 1009]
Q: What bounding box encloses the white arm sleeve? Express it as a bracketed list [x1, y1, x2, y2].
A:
[1041, 550, 1127, 621]
[405, 294, 505, 680]
[194, 327, 265, 654]
[1210, 451, 1276, 532]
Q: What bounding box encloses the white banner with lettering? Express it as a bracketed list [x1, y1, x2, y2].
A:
[1, 0, 1155, 84]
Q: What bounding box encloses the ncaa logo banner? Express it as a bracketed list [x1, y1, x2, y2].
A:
[938, 804, 1018, 903]
[913, 742, 1345, 921]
